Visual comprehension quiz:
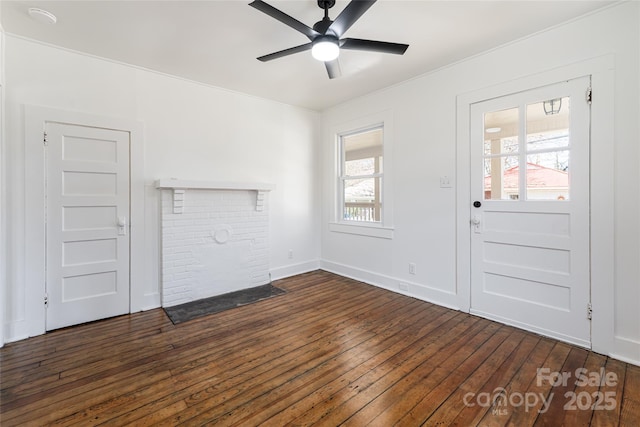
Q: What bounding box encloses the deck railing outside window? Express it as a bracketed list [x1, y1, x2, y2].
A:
[344, 202, 379, 222]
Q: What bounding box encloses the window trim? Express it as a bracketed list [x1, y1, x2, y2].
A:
[329, 111, 394, 239]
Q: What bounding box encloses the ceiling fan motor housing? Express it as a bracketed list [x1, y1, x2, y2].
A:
[313, 19, 334, 35]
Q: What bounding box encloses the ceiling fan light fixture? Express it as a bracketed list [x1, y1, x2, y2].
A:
[312, 37, 339, 62]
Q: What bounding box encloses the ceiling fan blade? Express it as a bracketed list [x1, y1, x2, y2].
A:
[340, 38, 409, 55]
[257, 42, 313, 62]
[327, 0, 376, 38]
[249, 0, 320, 41]
[325, 59, 342, 79]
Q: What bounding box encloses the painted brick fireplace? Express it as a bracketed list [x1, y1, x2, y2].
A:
[156, 180, 274, 307]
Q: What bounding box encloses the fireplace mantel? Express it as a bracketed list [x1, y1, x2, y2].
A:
[155, 179, 275, 192]
[155, 179, 275, 213]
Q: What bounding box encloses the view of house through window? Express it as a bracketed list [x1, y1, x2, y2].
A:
[339, 126, 383, 222]
[483, 96, 571, 201]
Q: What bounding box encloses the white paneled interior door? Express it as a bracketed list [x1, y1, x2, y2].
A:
[470, 76, 591, 347]
[46, 122, 130, 330]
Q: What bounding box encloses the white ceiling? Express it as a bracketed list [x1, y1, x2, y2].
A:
[1, 0, 615, 111]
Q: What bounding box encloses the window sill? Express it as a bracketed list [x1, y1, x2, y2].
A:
[329, 222, 394, 239]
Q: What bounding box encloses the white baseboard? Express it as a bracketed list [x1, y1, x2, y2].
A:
[5, 319, 31, 344]
[469, 308, 591, 349]
[320, 259, 460, 310]
[135, 292, 162, 312]
[270, 259, 321, 281]
[611, 336, 640, 366]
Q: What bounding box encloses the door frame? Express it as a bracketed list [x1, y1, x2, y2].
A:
[456, 55, 615, 355]
[25, 105, 145, 337]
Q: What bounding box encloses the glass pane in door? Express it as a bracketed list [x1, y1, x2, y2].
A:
[526, 151, 570, 200]
[484, 156, 519, 200]
[525, 97, 571, 200]
[483, 107, 519, 200]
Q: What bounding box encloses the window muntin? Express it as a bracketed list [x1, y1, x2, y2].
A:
[339, 127, 383, 223]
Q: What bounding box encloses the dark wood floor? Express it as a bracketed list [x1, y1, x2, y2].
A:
[1, 271, 638, 426]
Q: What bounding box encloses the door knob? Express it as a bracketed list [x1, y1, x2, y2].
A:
[117, 216, 127, 236]
[471, 214, 481, 233]
[473, 201, 482, 208]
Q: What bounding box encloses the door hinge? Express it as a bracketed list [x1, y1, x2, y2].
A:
[587, 303, 592, 320]
[586, 87, 592, 105]
[43, 132, 48, 146]
[44, 293, 49, 307]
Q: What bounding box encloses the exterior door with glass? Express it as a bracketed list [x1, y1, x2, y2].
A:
[470, 76, 591, 347]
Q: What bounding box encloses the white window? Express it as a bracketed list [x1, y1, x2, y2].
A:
[329, 112, 394, 239]
[339, 126, 383, 223]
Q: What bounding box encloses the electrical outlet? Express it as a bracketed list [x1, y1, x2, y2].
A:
[288, 249, 293, 259]
[409, 263, 416, 275]
[399, 283, 409, 291]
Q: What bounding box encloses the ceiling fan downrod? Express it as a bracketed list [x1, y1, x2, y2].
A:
[318, 0, 336, 13]
[315, 0, 335, 34]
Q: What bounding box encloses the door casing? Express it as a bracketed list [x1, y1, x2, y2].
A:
[468, 77, 591, 347]
[456, 56, 615, 355]
[23, 106, 146, 339]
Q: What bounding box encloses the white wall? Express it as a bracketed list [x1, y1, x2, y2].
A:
[321, 2, 640, 364]
[3, 36, 320, 341]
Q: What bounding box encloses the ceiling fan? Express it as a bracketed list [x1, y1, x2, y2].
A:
[249, 0, 409, 79]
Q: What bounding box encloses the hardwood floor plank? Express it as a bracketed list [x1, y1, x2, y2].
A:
[534, 347, 591, 426]
[590, 358, 627, 426]
[215, 309, 459, 426]
[324, 319, 508, 424]
[623, 365, 640, 404]
[621, 362, 640, 426]
[434, 333, 541, 426]
[416, 327, 526, 424]
[79, 285, 414, 425]
[505, 341, 573, 426]
[475, 337, 557, 426]
[152, 296, 429, 425]
[70, 286, 392, 426]
[386, 326, 516, 426]
[560, 351, 608, 427]
[286, 314, 489, 427]
[0, 271, 637, 426]
[1, 369, 173, 426]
